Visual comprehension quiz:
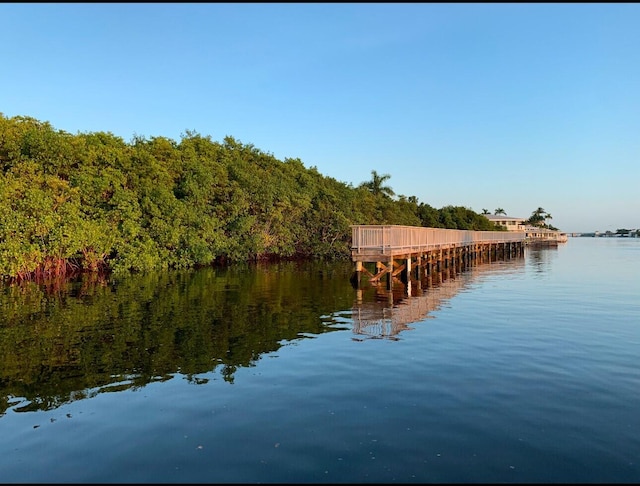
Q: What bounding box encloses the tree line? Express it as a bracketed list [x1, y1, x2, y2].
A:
[0, 114, 505, 281]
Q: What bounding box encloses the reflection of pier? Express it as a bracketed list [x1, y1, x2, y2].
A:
[351, 253, 525, 340]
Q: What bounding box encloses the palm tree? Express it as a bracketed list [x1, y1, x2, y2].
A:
[481, 208, 490, 215]
[544, 213, 553, 228]
[360, 170, 395, 198]
[494, 208, 506, 215]
[527, 207, 547, 227]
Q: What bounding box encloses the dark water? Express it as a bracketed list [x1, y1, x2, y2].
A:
[1, 237, 639, 483]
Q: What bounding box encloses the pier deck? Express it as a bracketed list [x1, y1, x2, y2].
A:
[350, 225, 526, 286]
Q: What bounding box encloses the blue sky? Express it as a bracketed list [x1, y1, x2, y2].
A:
[2, 3, 639, 233]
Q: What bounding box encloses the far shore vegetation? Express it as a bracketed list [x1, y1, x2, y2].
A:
[2, 114, 562, 282]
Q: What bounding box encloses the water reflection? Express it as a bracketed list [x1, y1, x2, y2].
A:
[0, 262, 355, 415]
[0, 255, 528, 416]
[350, 255, 526, 340]
[526, 245, 559, 273]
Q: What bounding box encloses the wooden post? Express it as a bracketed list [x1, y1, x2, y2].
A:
[354, 260, 362, 287]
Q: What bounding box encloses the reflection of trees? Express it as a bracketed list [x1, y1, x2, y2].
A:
[0, 262, 355, 415]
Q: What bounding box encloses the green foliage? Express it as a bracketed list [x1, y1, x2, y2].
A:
[525, 207, 557, 229]
[416, 202, 443, 228]
[359, 170, 395, 199]
[0, 113, 508, 279]
[438, 206, 505, 231]
[0, 160, 87, 278]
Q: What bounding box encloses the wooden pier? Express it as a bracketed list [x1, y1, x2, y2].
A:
[350, 225, 526, 288]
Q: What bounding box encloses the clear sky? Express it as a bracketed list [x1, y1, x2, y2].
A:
[2, 3, 639, 234]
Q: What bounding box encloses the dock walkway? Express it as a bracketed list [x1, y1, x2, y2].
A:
[350, 225, 526, 287]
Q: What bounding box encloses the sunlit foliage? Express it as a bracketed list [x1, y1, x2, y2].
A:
[0, 113, 504, 280]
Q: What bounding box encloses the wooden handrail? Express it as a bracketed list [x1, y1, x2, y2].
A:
[351, 225, 525, 254]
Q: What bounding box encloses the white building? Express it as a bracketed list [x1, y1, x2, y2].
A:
[484, 215, 526, 231]
[484, 214, 567, 243]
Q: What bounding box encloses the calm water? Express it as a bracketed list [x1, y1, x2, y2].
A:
[1, 237, 639, 483]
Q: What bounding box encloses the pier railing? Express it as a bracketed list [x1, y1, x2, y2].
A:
[351, 225, 525, 258]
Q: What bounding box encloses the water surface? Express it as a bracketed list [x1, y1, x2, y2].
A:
[1, 238, 639, 483]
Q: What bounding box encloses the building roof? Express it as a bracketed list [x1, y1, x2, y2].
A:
[484, 215, 525, 221]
